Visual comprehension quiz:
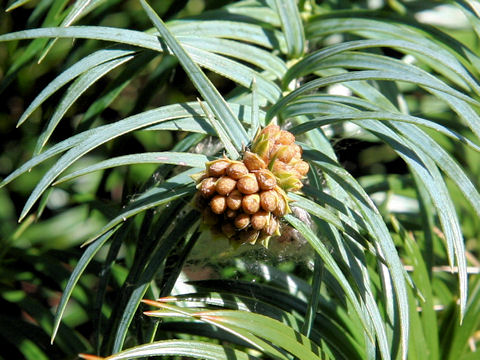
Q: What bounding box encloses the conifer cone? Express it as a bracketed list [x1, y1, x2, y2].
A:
[192, 124, 309, 247]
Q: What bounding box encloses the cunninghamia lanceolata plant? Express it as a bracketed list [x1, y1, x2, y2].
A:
[192, 124, 309, 247]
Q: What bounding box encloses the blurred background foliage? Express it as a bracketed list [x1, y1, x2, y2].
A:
[1, 0, 480, 359]
[0, 2, 207, 358]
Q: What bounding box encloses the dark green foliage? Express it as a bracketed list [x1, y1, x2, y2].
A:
[1, 1, 480, 359]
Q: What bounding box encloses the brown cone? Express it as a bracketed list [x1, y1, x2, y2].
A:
[194, 125, 308, 247]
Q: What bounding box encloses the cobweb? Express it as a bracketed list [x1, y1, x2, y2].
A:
[172, 205, 318, 298]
